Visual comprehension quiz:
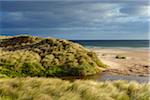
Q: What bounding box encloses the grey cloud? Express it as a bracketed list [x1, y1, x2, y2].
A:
[0, 0, 149, 36]
[0, 2, 119, 28]
[119, 5, 149, 16]
[0, 0, 149, 12]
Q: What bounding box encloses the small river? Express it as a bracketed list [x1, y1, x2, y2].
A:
[61, 72, 149, 83]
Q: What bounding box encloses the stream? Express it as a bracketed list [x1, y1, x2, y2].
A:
[61, 72, 149, 83]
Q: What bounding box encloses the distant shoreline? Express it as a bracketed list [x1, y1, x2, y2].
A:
[86, 46, 150, 50]
[70, 40, 149, 49]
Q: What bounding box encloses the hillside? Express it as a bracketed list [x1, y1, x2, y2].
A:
[0, 36, 107, 77]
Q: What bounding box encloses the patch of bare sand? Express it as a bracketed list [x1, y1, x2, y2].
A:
[90, 48, 150, 76]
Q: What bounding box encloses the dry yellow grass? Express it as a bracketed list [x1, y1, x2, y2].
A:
[0, 78, 149, 100]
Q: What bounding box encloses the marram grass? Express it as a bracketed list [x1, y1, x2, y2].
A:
[0, 78, 149, 100]
[0, 36, 107, 77]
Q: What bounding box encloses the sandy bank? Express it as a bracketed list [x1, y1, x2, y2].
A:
[90, 48, 150, 77]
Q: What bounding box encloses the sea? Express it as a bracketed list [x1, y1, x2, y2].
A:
[70, 40, 150, 49]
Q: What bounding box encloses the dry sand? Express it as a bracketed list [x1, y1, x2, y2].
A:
[90, 48, 150, 76]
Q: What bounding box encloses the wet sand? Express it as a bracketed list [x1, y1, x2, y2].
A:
[90, 48, 150, 77]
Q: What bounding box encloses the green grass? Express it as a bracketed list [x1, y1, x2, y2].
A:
[0, 36, 107, 77]
[0, 78, 149, 100]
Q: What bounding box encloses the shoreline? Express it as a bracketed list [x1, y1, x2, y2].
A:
[89, 47, 150, 77]
[86, 46, 150, 51]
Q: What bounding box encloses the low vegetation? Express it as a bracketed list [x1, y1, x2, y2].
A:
[115, 55, 126, 59]
[0, 78, 149, 100]
[0, 35, 107, 77]
[0, 36, 149, 100]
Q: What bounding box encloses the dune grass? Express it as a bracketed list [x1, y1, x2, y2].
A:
[0, 36, 149, 100]
[0, 78, 149, 100]
[0, 36, 107, 77]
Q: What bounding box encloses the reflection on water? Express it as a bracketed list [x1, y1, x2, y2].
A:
[60, 72, 149, 83]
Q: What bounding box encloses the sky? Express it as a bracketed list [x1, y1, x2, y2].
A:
[0, 0, 149, 40]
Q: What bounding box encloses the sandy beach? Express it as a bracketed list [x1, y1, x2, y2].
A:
[90, 48, 150, 76]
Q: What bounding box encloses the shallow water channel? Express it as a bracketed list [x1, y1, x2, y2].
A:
[61, 72, 149, 83]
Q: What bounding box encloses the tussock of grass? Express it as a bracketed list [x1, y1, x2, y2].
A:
[0, 78, 149, 100]
[0, 36, 107, 77]
[115, 55, 126, 59]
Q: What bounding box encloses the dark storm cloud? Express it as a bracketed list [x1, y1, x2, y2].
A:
[0, 0, 149, 12]
[0, 0, 149, 39]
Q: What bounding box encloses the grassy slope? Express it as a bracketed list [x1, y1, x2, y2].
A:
[0, 78, 149, 100]
[0, 36, 149, 100]
[0, 36, 107, 77]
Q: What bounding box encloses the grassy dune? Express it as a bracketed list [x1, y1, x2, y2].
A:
[0, 78, 149, 100]
[0, 36, 106, 77]
[0, 36, 149, 100]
